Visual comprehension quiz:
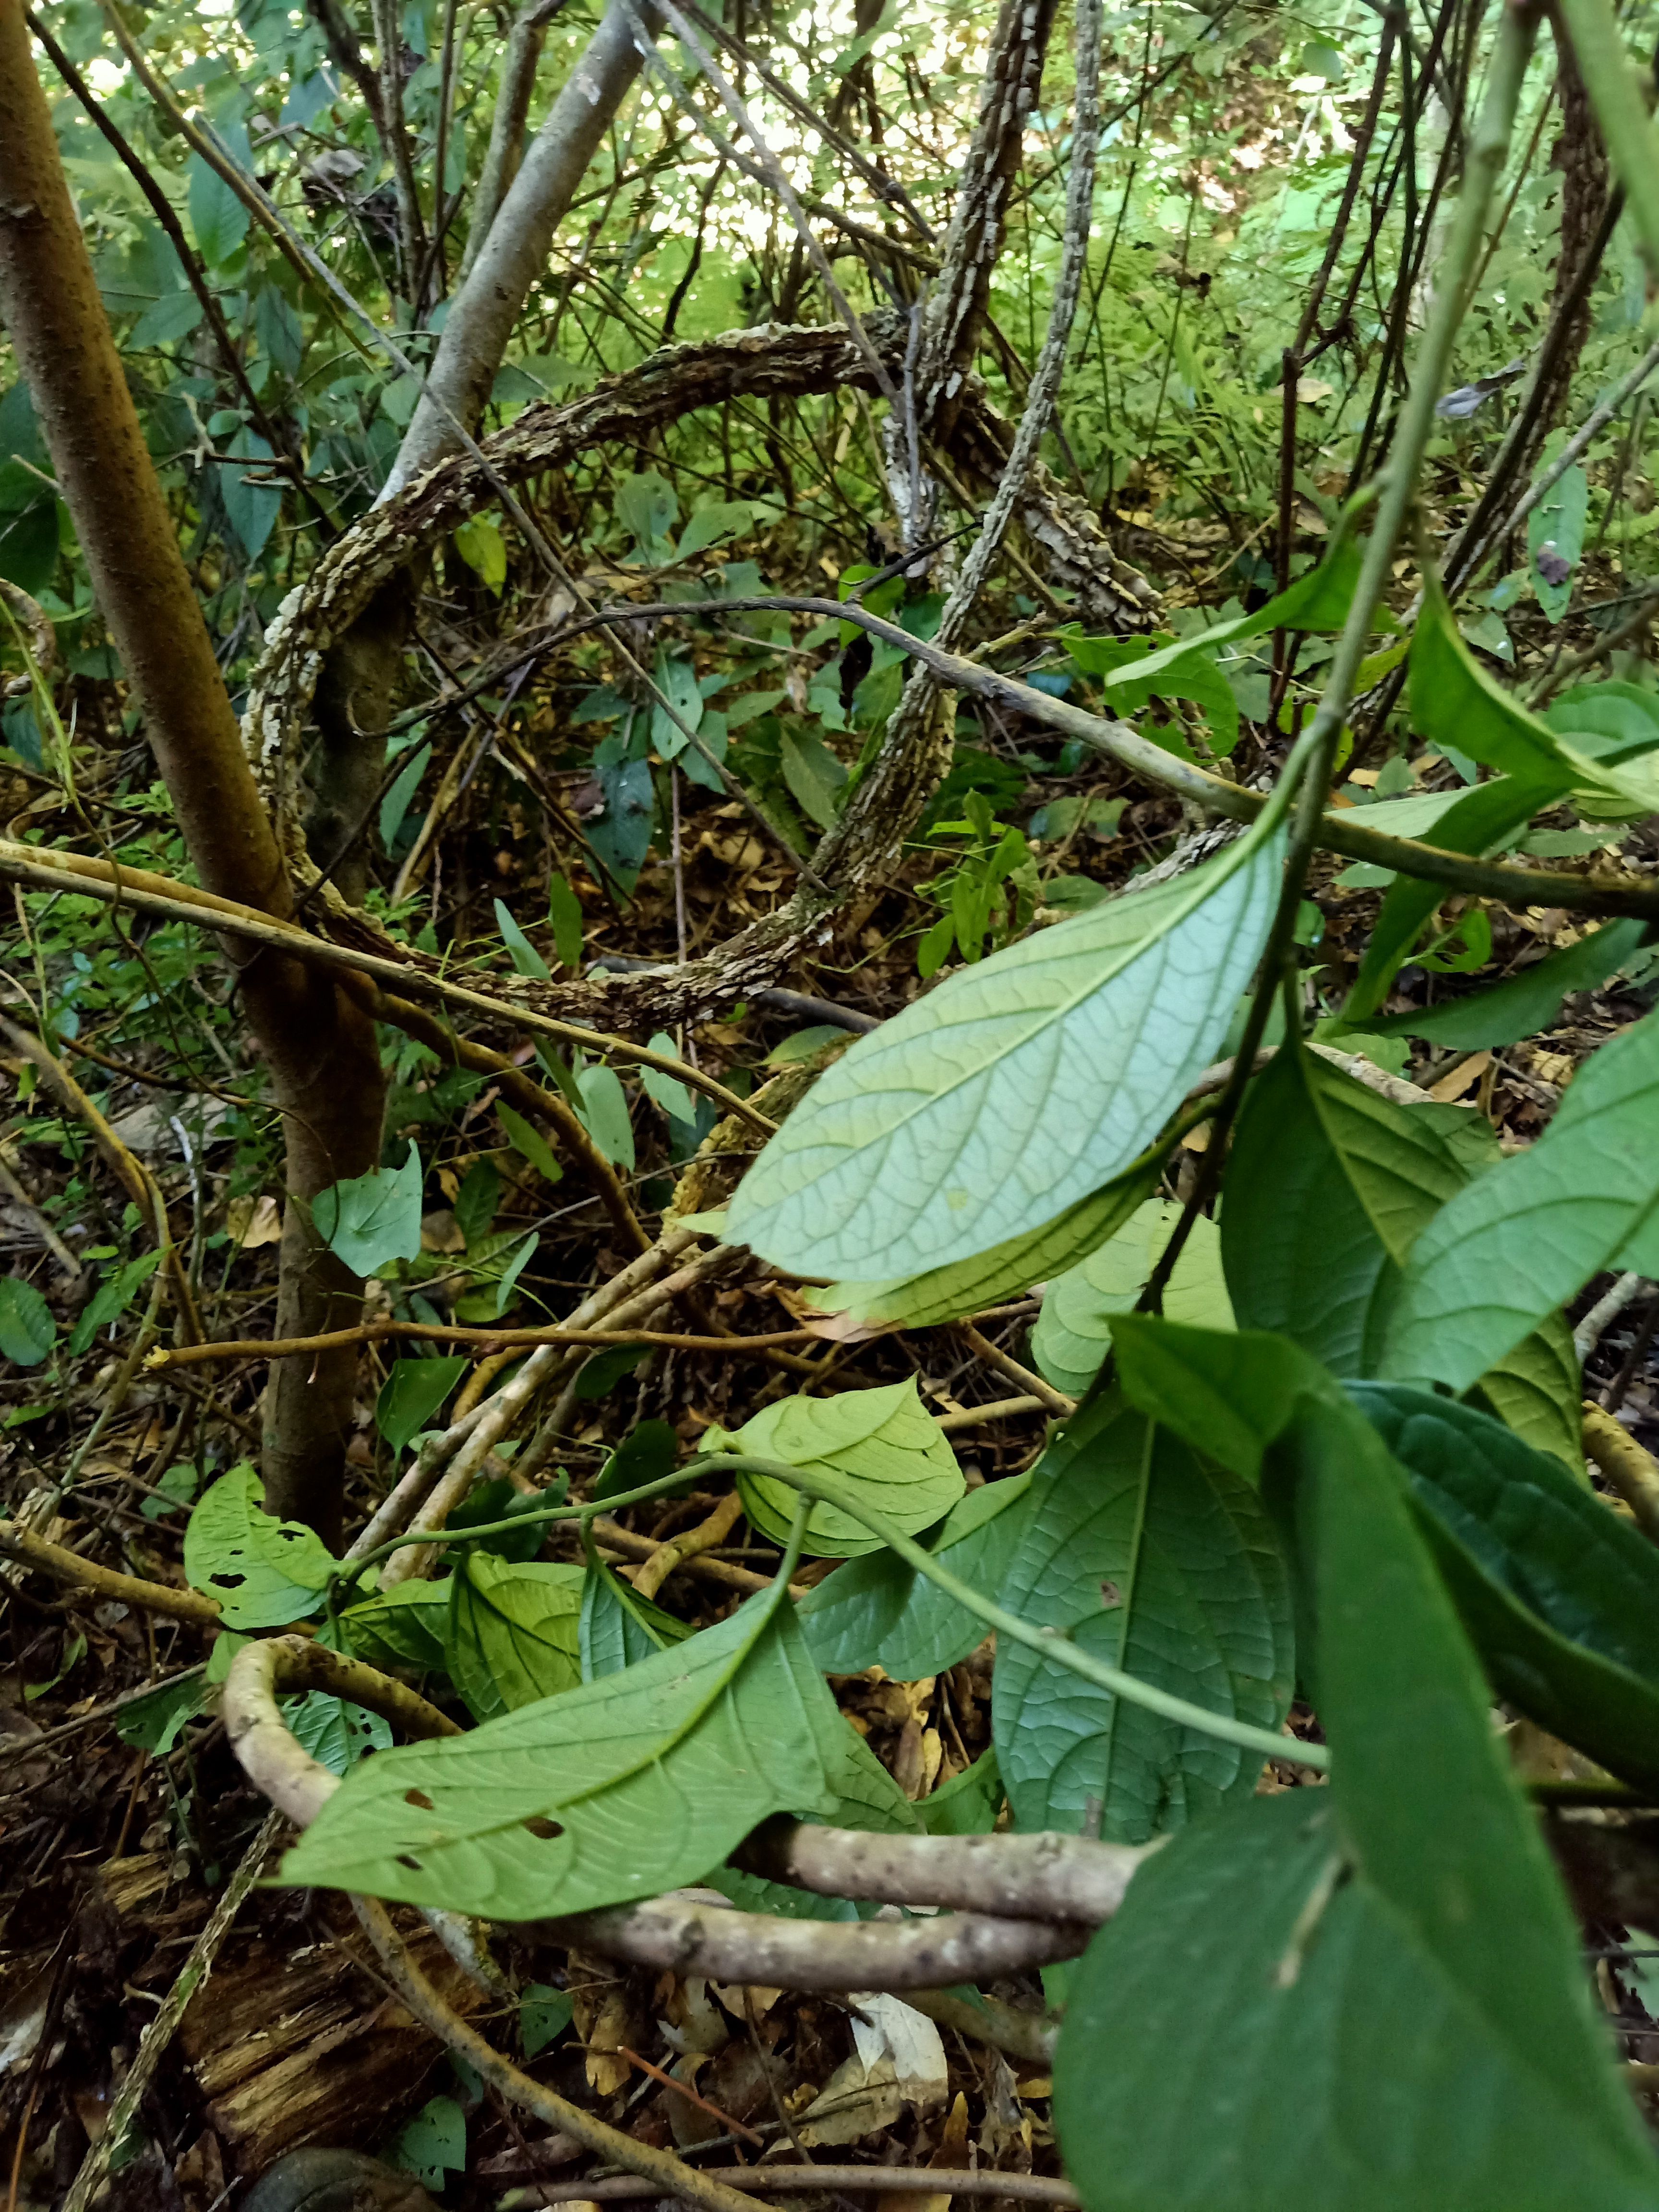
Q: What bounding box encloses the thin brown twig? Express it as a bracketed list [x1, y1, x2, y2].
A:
[146, 1321, 814, 1369]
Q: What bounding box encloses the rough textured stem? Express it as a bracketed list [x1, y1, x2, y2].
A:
[60, 1812, 285, 2212]
[1583, 1402, 1659, 1544]
[0, 1519, 225, 1627]
[738, 1817, 1145, 1925]
[0, 11, 381, 1541]
[493, 2173, 1076, 2203]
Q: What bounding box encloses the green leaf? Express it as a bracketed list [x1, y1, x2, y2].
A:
[547, 871, 584, 969]
[1528, 463, 1588, 622]
[798, 1473, 1031, 1676]
[494, 897, 551, 981]
[780, 725, 848, 828]
[677, 500, 753, 560]
[497, 1103, 564, 1188]
[379, 740, 430, 853]
[650, 650, 703, 758]
[1091, 641, 1239, 757]
[1382, 1008, 1659, 1393]
[1410, 570, 1644, 807]
[188, 136, 251, 267]
[520, 1984, 574, 2059]
[579, 1553, 690, 1679]
[445, 1553, 585, 1723]
[313, 1146, 424, 1276]
[454, 1159, 501, 1247]
[592, 1419, 680, 1502]
[183, 1463, 337, 1629]
[917, 1746, 1003, 1836]
[1055, 1382, 1659, 2212]
[994, 1396, 1292, 1845]
[341, 1579, 453, 1674]
[1371, 918, 1648, 1048]
[1053, 1792, 1659, 2212]
[1225, 1048, 1582, 1465]
[491, 1229, 538, 1318]
[278, 1583, 917, 1920]
[710, 1378, 965, 1558]
[615, 469, 678, 558]
[1110, 1316, 1338, 1481]
[387, 2094, 467, 2192]
[287, 1689, 394, 1776]
[1351, 1381, 1659, 1791]
[376, 1355, 468, 1457]
[639, 1033, 697, 1123]
[0, 1275, 56, 1366]
[576, 1064, 635, 1169]
[454, 514, 507, 593]
[113, 1671, 206, 1756]
[1032, 1200, 1233, 1398]
[726, 824, 1286, 1282]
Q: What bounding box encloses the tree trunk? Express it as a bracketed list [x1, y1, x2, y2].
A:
[0, 0, 379, 1543]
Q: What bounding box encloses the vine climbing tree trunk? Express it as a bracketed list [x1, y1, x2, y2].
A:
[0, 0, 376, 1543]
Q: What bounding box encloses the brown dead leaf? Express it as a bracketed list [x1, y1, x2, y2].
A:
[1428, 1051, 1491, 1103]
[420, 1208, 467, 1255]
[225, 1193, 282, 1250]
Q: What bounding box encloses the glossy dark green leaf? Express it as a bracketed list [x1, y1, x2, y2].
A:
[279, 1586, 917, 1920]
[592, 1419, 680, 1502]
[916, 1746, 1003, 1836]
[993, 1397, 1292, 1845]
[797, 1473, 1030, 1677]
[375, 1355, 469, 1457]
[1350, 1382, 1659, 1791]
[578, 1552, 690, 1680]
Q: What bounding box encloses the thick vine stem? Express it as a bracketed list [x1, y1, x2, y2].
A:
[736, 1816, 1145, 1924]
[0, 1518, 227, 1627]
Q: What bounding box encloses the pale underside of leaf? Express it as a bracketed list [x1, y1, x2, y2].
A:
[726, 829, 1286, 1281]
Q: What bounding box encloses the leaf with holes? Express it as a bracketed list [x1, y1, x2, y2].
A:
[799, 1472, 1031, 1677]
[445, 1554, 585, 1723]
[726, 824, 1285, 1282]
[183, 1463, 336, 1629]
[993, 1396, 1292, 1846]
[287, 1690, 394, 1777]
[277, 1578, 917, 1920]
[1033, 1200, 1233, 1399]
[708, 1378, 965, 1558]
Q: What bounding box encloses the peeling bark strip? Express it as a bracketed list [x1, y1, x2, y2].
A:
[246, 319, 1153, 1033]
[0, 0, 381, 1541]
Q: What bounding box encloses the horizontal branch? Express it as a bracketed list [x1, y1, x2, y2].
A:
[737, 1816, 1145, 1924]
[147, 1319, 813, 1369]
[580, 596, 1659, 920]
[482, 2172, 1077, 2205]
[0, 1518, 225, 1628]
[0, 841, 774, 1133]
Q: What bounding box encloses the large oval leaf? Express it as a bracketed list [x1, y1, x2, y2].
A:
[798, 1473, 1031, 1677]
[278, 1588, 917, 1920]
[710, 1379, 964, 1558]
[993, 1397, 1292, 1845]
[445, 1555, 585, 1722]
[725, 827, 1285, 1280]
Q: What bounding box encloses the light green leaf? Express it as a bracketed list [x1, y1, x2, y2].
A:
[726, 825, 1286, 1282]
[917, 1746, 1003, 1836]
[547, 871, 584, 969]
[677, 500, 753, 559]
[1382, 1009, 1659, 1393]
[615, 469, 678, 558]
[1032, 1200, 1233, 1398]
[0, 1275, 57, 1366]
[798, 1473, 1031, 1676]
[498, 1103, 564, 1187]
[341, 1578, 452, 1674]
[494, 897, 551, 981]
[388, 2095, 467, 2192]
[710, 1378, 965, 1558]
[640, 1033, 697, 1123]
[287, 1689, 393, 1776]
[188, 134, 251, 266]
[650, 650, 703, 758]
[1528, 463, 1588, 622]
[183, 1463, 336, 1629]
[994, 1397, 1292, 1845]
[1370, 917, 1648, 1048]
[114, 1671, 207, 1756]
[578, 1553, 690, 1680]
[313, 1146, 424, 1276]
[491, 1229, 539, 1318]
[780, 725, 848, 829]
[445, 1554, 585, 1722]
[1470, 1311, 1585, 1478]
[576, 1064, 635, 1169]
[376, 1355, 468, 1457]
[454, 514, 507, 594]
[278, 1583, 917, 1920]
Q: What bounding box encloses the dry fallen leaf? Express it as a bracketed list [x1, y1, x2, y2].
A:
[1428, 1051, 1491, 1104]
[225, 1193, 282, 1250]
